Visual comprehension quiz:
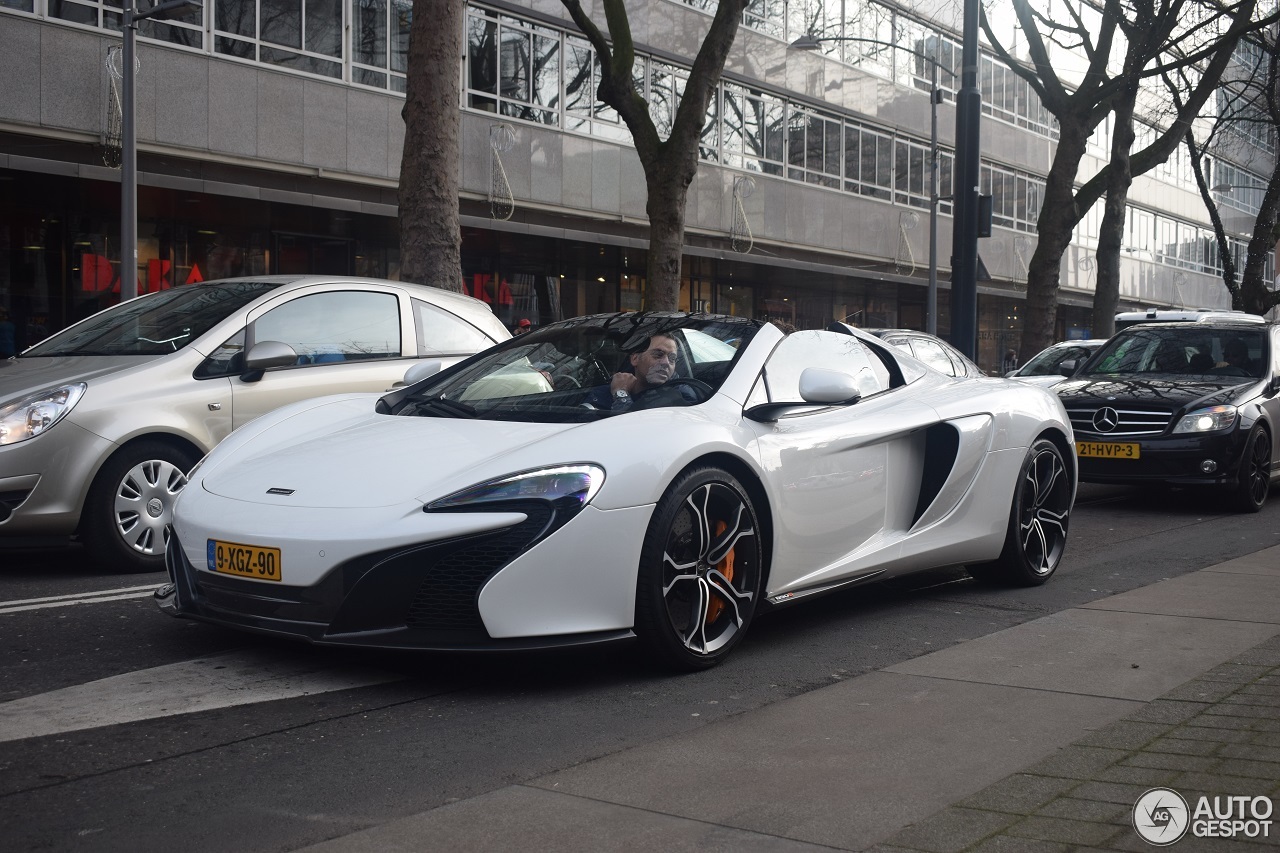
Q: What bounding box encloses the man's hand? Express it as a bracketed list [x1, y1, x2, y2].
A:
[610, 373, 642, 395]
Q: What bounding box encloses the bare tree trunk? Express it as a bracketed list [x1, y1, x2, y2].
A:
[1091, 86, 1137, 338]
[398, 0, 464, 292]
[1021, 124, 1090, 357]
[1240, 179, 1280, 314]
[644, 169, 690, 310]
[1183, 130, 1240, 306]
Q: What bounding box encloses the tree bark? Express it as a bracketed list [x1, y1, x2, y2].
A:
[398, 0, 464, 292]
[1091, 85, 1137, 339]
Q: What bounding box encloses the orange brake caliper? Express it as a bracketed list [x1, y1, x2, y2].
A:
[705, 520, 736, 623]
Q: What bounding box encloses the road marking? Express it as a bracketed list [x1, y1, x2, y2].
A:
[0, 585, 158, 615]
[0, 649, 403, 744]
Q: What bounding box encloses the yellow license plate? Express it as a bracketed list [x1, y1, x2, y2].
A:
[208, 539, 282, 582]
[1076, 441, 1141, 459]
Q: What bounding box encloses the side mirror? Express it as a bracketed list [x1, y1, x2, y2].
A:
[799, 367, 862, 405]
[1057, 359, 1078, 377]
[1269, 375, 1280, 394]
[240, 340, 298, 383]
[402, 359, 443, 387]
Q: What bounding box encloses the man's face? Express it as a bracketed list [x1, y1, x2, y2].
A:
[631, 336, 678, 387]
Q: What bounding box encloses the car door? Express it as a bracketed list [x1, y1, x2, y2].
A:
[746, 330, 941, 595]
[229, 286, 413, 429]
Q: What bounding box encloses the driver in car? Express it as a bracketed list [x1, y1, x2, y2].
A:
[1217, 338, 1255, 375]
[588, 333, 700, 411]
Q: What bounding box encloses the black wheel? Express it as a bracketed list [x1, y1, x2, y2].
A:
[634, 467, 763, 671]
[1230, 427, 1271, 513]
[81, 440, 199, 572]
[968, 438, 1071, 586]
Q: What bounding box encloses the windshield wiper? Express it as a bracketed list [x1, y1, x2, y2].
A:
[404, 393, 477, 418]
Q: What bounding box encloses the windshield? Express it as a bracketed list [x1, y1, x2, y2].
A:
[1081, 327, 1266, 380]
[1018, 343, 1096, 376]
[23, 281, 281, 357]
[389, 313, 760, 423]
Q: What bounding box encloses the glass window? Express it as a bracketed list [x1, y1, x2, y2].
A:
[253, 291, 401, 363]
[908, 336, 957, 375]
[413, 299, 495, 356]
[194, 329, 248, 379]
[761, 330, 891, 402]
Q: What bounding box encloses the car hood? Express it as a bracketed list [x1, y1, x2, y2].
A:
[201, 401, 587, 508]
[1055, 376, 1252, 411]
[0, 355, 160, 401]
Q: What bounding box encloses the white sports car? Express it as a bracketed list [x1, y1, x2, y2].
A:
[157, 313, 1076, 669]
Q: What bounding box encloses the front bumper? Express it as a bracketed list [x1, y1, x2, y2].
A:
[157, 501, 652, 650]
[1075, 429, 1248, 486]
[0, 422, 115, 535]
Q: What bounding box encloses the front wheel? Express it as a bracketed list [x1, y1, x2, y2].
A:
[1230, 427, 1271, 513]
[634, 467, 763, 671]
[968, 438, 1072, 587]
[80, 440, 199, 573]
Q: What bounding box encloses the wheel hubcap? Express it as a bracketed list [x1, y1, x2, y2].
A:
[1246, 437, 1270, 505]
[1019, 449, 1071, 575]
[114, 459, 188, 555]
[661, 482, 758, 655]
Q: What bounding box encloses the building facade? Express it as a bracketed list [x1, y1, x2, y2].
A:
[0, 0, 1274, 372]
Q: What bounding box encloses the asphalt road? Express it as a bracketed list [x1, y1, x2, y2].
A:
[1, 483, 1278, 852]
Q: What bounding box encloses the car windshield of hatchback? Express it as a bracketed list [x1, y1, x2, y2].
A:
[22, 281, 281, 357]
[1080, 327, 1265, 379]
[390, 314, 759, 424]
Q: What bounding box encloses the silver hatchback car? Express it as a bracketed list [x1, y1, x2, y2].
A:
[0, 275, 509, 572]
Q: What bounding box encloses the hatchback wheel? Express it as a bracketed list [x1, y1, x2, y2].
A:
[635, 467, 763, 671]
[969, 438, 1072, 586]
[81, 441, 199, 572]
[1230, 427, 1271, 513]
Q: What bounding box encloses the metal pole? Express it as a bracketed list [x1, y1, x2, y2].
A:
[949, 0, 981, 360]
[927, 59, 939, 336]
[121, 6, 138, 301]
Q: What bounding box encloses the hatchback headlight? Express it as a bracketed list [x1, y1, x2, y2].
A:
[1172, 405, 1237, 434]
[427, 464, 605, 512]
[0, 383, 87, 446]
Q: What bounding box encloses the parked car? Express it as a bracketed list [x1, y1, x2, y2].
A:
[1114, 308, 1264, 331]
[157, 312, 1076, 670]
[860, 328, 985, 378]
[1007, 339, 1107, 386]
[1055, 319, 1279, 511]
[0, 276, 508, 571]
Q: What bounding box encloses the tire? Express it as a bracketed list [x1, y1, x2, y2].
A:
[1230, 427, 1271, 513]
[81, 440, 199, 573]
[634, 466, 763, 671]
[968, 438, 1072, 587]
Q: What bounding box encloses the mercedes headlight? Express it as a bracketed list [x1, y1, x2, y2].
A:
[1172, 405, 1237, 434]
[0, 383, 87, 446]
[427, 464, 605, 512]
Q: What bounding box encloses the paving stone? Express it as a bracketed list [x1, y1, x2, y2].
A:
[1164, 681, 1248, 703]
[1227, 648, 1280, 667]
[1249, 732, 1280, 748]
[1107, 831, 1278, 853]
[1255, 720, 1280, 733]
[966, 833, 1071, 853]
[1094, 765, 1181, 786]
[885, 807, 1017, 853]
[1211, 758, 1280, 781]
[1144, 736, 1221, 757]
[956, 774, 1081, 815]
[1184, 715, 1262, 732]
[1034, 797, 1130, 825]
[1240, 684, 1280, 697]
[1204, 705, 1280, 720]
[1126, 700, 1212, 726]
[1004, 815, 1126, 846]
[1224, 693, 1280, 709]
[1171, 725, 1255, 744]
[1174, 771, 1280, 795]
[1201, 665, 1275, 684]
[1021, 747, 1129, 781]
[1219, 744, 1280, 763]
[1077, 722, 1173, 751]
[1122, 751, 1218, 773]
[1071, 781, 1150, 806]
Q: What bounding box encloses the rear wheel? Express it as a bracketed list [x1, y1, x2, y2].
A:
[81, 440, 199, 573]
[634, 467, 763, 671]
[1230, 427, 1271, 513]
[968, 438, 1071, 587]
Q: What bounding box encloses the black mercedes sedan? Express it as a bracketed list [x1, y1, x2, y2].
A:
[1055, 320, 1279, 511]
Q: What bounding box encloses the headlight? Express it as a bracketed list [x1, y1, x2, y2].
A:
[0, 383, 87, 446]
[427, 464, 605, 512]
[1172, 405, 1237, 434]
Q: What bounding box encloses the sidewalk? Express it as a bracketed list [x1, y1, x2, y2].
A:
[301, 545, 1280, 852]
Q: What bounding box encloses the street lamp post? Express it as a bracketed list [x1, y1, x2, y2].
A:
[790, 34, 955, 336]
[120, 0, 202, 301]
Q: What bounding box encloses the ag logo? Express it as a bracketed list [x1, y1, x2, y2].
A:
[1134, 787, 1190, 845]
